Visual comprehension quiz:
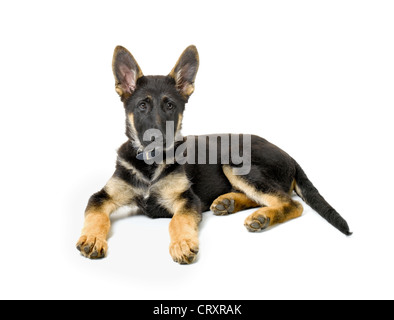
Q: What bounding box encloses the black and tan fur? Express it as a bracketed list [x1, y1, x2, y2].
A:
[76, 45, 352, 264]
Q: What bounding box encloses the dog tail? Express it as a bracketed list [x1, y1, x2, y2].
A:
[294, 161, 352, 236]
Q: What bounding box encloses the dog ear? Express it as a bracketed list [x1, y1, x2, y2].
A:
[169, 45, 199, 100]
[112, 46, 143, 99]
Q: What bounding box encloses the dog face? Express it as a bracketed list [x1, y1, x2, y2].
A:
[112, 46, 199, 150]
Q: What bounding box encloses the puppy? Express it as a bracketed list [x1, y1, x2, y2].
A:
[76, 45, 351, 264]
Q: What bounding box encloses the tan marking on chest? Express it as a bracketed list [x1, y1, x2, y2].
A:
[152, 172, 191, 214]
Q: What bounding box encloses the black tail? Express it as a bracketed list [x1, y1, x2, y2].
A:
[294, 161, 352, 236]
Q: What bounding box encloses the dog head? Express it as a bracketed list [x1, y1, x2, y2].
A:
[112, 45, 199, 153]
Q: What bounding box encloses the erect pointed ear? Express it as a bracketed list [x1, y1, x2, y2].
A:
[112, 46, 143, 100]
[169, 45, 199, 100]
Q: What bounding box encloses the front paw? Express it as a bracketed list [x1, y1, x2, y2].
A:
[76, 235, 107, 259]
[169, 238, 199, 265]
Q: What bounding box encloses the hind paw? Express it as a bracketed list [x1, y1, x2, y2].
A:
[244, 214, 270, 232]
[210, 198, 235, 216]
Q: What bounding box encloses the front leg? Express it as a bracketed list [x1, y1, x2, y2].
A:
[76, 175, 136, 259]
[169, 207, 201, 264]
[154, 171, 202, 264]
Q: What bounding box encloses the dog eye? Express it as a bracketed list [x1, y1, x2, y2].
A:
[138, 102, 147, 111]
[166, 102, 175, 111]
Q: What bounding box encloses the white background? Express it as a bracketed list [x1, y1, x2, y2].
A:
[0, 0, 393, 300]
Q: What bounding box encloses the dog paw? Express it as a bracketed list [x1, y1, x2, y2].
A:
[210, 198, 235, 216]
[76, 235, 107, 259]
[244, 214, 270, 232]
[169, 238, 199, 265]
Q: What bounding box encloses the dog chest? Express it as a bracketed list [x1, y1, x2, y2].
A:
[134, 171, 191, 218]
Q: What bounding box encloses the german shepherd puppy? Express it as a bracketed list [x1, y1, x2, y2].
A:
[76, 45, 351, 264]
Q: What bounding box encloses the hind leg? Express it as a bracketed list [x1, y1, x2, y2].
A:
[210, 192, 259, 216]
[222, 165, 303, 232]
[244, 195, 303, 232]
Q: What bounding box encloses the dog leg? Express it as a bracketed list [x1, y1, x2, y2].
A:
[210, 192, 259, 216]
[222, 165, 303, 232]
[76, 176, 136, 259]
[77, 209, 111, 259]
[244, 196, 303, 232]
[153, 172, 202, 264]
[169, 210, 201, 264]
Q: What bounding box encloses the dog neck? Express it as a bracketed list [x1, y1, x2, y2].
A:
[133, 139, 183, 164]
[136, 148, 158, 161]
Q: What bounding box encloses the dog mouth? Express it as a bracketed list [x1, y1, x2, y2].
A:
[139, 126, 180, 148]
[132, 119, 183, 161]
[136, 134, 166, 159]
[140, 134, 165, 147]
